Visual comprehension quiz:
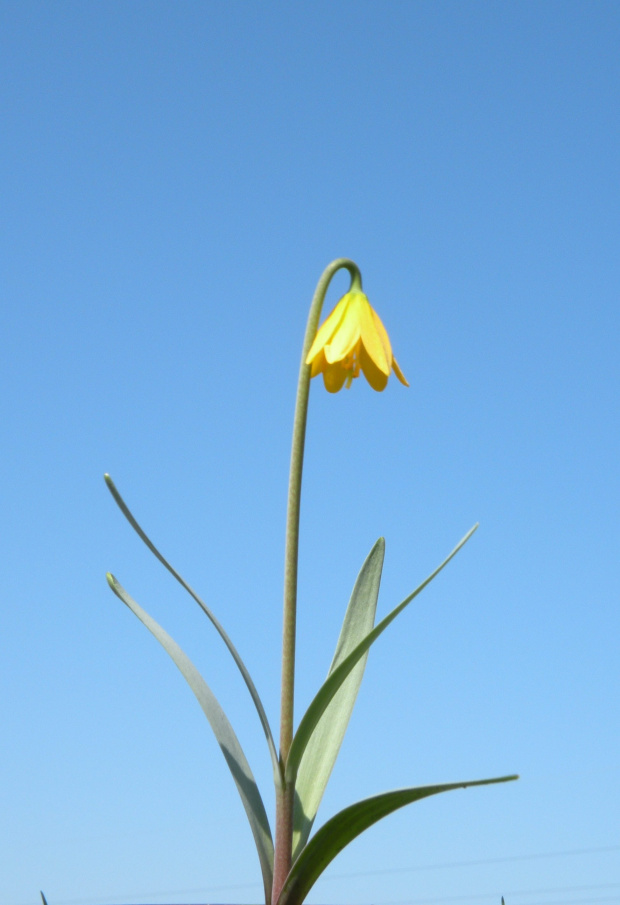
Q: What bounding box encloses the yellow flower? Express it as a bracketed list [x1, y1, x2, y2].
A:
[305, 291, 409, 393]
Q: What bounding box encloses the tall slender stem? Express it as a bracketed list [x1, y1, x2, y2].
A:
[272, 258, 361, 905]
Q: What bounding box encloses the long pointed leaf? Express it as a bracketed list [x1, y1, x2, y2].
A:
[286, 525, 478, 785]
[106, 573, 274, 905]
[279, 774, 518, 905]
[292, 538, 384, 858]
[104, 474, 281, 788]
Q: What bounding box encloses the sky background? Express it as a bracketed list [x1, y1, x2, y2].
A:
[1, 2, 619, 905]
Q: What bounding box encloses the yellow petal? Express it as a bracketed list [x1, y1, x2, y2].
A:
[323, 362, 349, 393]
[310, 349, 326, 377]
[306, 296, 349, 364]
[392, 356, 409, 386]
[369, 308, 393, 366]
[324, 296, 362, 364]
[358, 297, 390, 375]
[360, 345, 389, 391]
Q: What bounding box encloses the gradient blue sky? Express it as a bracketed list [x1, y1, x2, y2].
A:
[1, 3, 619, 905]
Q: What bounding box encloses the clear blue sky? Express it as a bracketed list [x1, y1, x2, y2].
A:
[1, 3, 618, 905]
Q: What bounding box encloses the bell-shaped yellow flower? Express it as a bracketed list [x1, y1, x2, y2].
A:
[306, 290, 409, 393]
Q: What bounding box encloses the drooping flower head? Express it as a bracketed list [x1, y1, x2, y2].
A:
[306, 285, 409, 393]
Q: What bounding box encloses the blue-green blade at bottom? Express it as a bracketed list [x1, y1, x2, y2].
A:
[278, 774, 518, 905]
[106, 573, 274, 905]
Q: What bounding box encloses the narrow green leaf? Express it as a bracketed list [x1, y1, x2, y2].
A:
[292, 538, 384, 858]
[106, 573, 274, 905]
[279, 774, 518, 905]
[40, 893, 49, 905]
[104, 474, 281, 788]
[286, 525, 478, 785]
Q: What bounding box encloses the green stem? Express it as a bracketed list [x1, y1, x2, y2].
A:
[272, 258, 361, 905]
